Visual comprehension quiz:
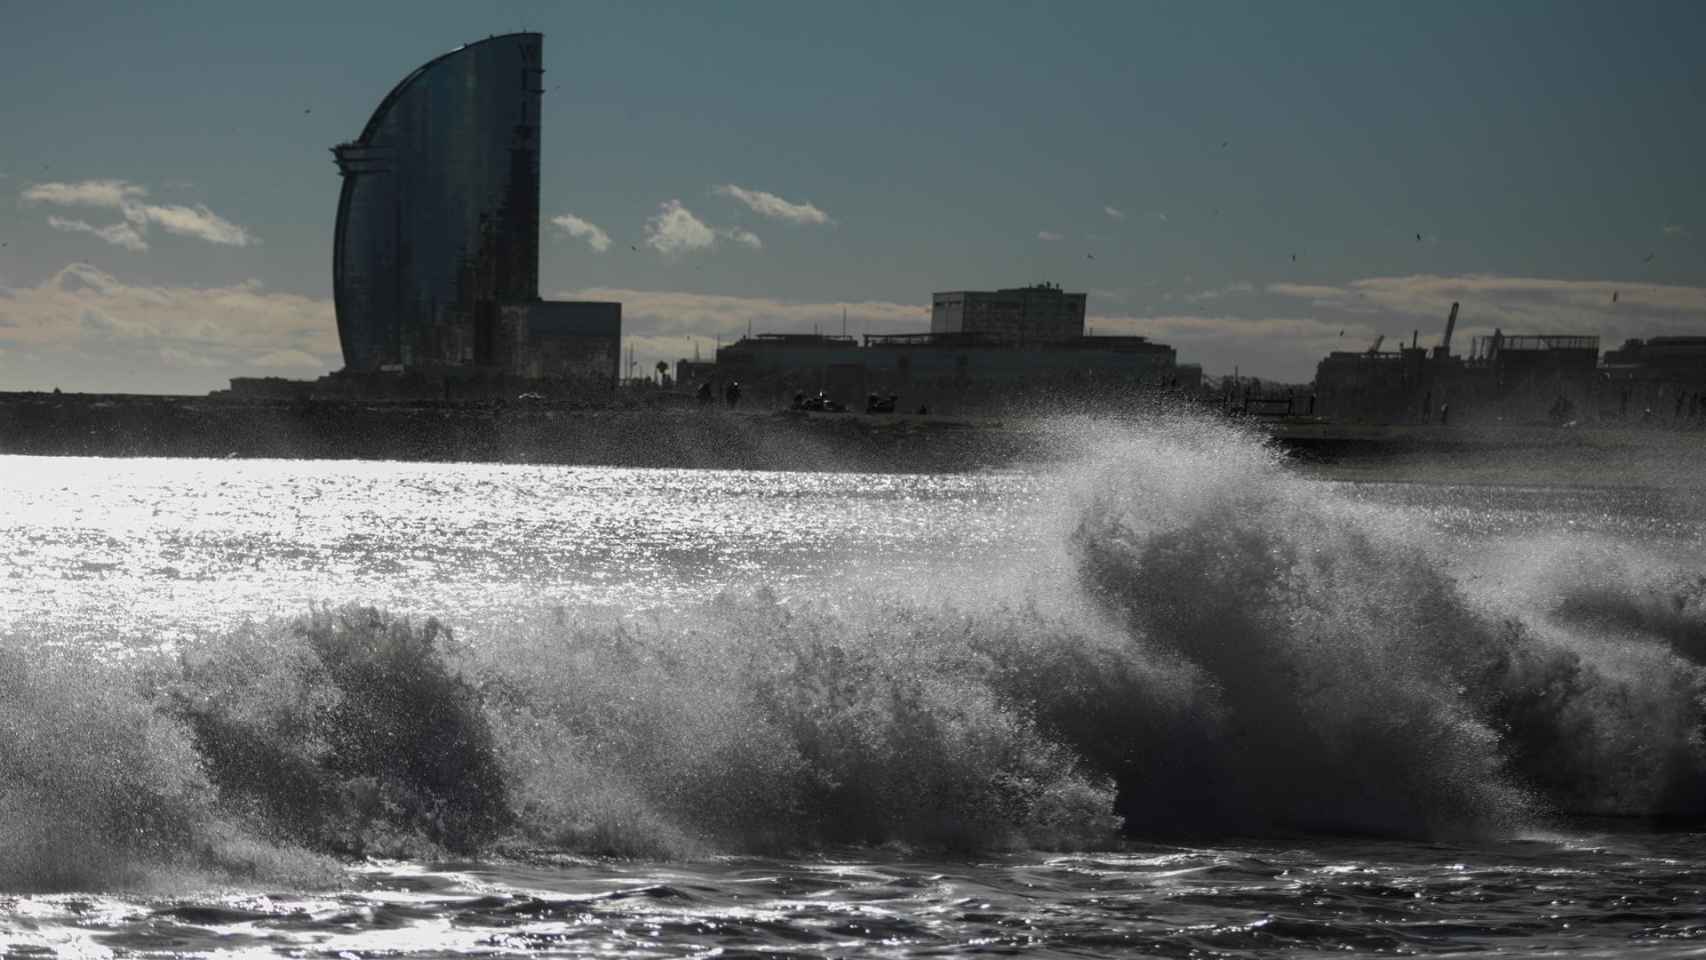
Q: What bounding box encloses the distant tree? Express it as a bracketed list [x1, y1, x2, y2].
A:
[655, 361, 668, 386]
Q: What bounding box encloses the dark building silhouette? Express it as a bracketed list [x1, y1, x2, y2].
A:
[1601, 337, 1706, 423]
[331, 33, 618, 392]
[1313, 303, 1606, 425]
[703, 284, 1186, 414]
[931, 283, 1087, 343]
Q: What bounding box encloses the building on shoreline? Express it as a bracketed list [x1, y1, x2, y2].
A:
[692, 286, 1192, 413]
[930, 283, 1087, 344]
[327, 33, 619, 397]
[1307, 302, 1694, 425]
[1602, 337, 1706, 422]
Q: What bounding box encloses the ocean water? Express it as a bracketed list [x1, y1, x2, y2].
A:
[3, 414, 1705, 957]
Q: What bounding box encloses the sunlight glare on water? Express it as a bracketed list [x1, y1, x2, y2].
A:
[3, 433, 1706, 957]
[1, 456, 1033, 643]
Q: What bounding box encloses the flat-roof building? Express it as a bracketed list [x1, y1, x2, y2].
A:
[931, 283, 1087, 344]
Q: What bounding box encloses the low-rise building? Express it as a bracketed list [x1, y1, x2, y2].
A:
[712, 330, 1179, 413]
[1601, 336, 1706, 422]
[931, 283, 1086, 343]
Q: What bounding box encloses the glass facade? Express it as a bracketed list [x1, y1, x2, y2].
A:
[332, 33, 543, 371]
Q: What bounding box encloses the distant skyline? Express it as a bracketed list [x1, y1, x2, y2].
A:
[1, 0, 1702, 393]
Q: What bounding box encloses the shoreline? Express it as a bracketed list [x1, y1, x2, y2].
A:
[2, 391, 1701, 482]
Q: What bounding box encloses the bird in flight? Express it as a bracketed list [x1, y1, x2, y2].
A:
[1291, 253, 1297, 262]
[1087, 253, 1095, 260]
[1416, 233, 1423, 242]
[1612, 290, 1620, 303]
[1643, 252, 1655, 263]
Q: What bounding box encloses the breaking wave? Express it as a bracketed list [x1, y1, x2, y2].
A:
[3, 412, 1704, 890]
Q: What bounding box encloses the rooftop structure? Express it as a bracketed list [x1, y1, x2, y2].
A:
[931, 283, 1087, 344]
[1603, 336, 1706, 371]
[709, 326, 1179, 414]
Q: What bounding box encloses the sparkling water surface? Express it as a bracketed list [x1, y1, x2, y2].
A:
[4, 436, 1706, 958]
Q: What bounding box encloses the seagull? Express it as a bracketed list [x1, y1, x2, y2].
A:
[1221, 140, 1229, 148]
[630, 244, 638, 252]
[304, 108, 311, 114]
[1087, 253, 1095, 260]
[1416, 233, 1423, 242]
[1612, 290, 1619, 303]
[1291, 253, 1297, 262]
[1643, 252, 1655, 263]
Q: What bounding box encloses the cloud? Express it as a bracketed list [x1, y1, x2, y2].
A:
[47, 216, 149, 252]
[23, 179, 146, 208]
[0, 263, 338, 393]
[548, 285, 926, 373]
[722, 227, 763, 250]
[1103, 205, 1125, 221]
[1089, 310, 1371, 383]
[1038, 231, 1065, 242]
[1269, 273, 1706, 326]
[644, 200, 718, 255]
[550, 213, 612, 252]
[554, 287, 926, 339]
[1184, 282, 1255, 303]
[132, 203, 253, 246]
[714, 184, 832, 225]
[20, 179, 255, 249]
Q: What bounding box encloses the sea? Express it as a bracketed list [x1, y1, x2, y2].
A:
[3, 413, 1705, 957]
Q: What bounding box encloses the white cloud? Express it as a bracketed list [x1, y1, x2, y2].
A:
[546, 286, 929, 384]
[1038, 231, 1065, 242]
[714, 184, 832, 225]
[21, 179, 255, 249]
[1269, 273, 1706, 327]
[550, 213, 612, 252]
[131, 203, 253, 246]
[23, 179, 146, 208]
[47, 216, 149, 252]
[552, 287, 927, 340]
[723, 227, 763, 250]
[644, 200, 718, 255]
[0, 263, 338, 393]
[1089, 311, 1368, 382]
[1103, 205, 1125, 221]
[1184, 282, 1256, 303]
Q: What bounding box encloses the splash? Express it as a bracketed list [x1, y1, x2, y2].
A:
[0, 644, 334, 892]
[1053, 413, 1706, 831]
[4, 411, 1705, 891]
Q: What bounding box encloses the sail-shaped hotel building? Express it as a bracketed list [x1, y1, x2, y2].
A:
[331, 33, 618, 390]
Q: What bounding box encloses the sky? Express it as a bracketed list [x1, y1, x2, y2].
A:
[0, 0, 1702, 393]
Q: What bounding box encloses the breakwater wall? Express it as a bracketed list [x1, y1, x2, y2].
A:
[3, 392, 1695, 481]
[0, 393, 1055, 473]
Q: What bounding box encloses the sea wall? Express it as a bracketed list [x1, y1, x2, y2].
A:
[2, 392, 1697, 482]
[0, 393, 1054, 473]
